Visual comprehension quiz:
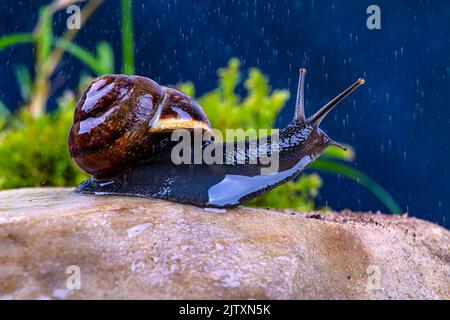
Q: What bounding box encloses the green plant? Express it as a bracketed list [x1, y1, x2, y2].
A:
[0, 94, 88, 189]
[0, 0, 107, 187]
[120, 0, 135, 74]
[55, 39, 114, 75]
[0, 0, 107, 118]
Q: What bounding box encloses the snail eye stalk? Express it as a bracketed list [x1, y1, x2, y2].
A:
[294, 68, 307, 122]
[308, 78, 365, 126]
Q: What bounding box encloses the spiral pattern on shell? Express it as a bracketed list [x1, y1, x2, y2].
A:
[68, 74, 211, 179]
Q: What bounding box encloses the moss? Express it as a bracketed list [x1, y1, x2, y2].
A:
[0, 94, 88, 189]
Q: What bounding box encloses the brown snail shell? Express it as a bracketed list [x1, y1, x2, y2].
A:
[68, 74, 211, 179]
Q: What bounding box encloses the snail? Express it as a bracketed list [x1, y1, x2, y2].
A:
[68, 69, 364, 208]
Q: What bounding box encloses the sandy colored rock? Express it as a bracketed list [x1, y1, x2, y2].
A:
[0, 188, 448, 300]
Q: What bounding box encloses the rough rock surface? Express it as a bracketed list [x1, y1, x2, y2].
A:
[0, 188, 448, 300]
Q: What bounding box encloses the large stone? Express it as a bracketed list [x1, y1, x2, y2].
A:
[0, 188, 448, 300]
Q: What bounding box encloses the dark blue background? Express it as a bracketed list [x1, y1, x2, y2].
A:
[1, 0, 449, 227]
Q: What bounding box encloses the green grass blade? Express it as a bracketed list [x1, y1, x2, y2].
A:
[0, 100, 22, 130]
[0, 100, 10, 118]
[310, 159, 402, 214]
[0, 33, 34, 51]
[322, 145, 355, 162]
[36, 6, 53, 68]
[120, 0, 135, 74]
[14, 64, 32, 100]
[96, 41, 115, 74]
[55, 39, 109, 75]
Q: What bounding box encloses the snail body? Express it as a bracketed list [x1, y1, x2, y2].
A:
[69, 70, 364, 208]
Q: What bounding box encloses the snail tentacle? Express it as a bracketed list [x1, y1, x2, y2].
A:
[294, 68, 307, 122]
[308, 78, 365, 126]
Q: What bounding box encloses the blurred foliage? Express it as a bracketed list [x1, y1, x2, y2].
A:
[179, 58, 289, 131]
[0, 0, 108, 117]
[120, 0, 135, 74]
[0, 93, 88, 189]
[0, 0, 111, 190]
[55, 39, 114, 75]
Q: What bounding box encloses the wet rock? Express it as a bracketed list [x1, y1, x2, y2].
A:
[0, 188, 448, 299]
